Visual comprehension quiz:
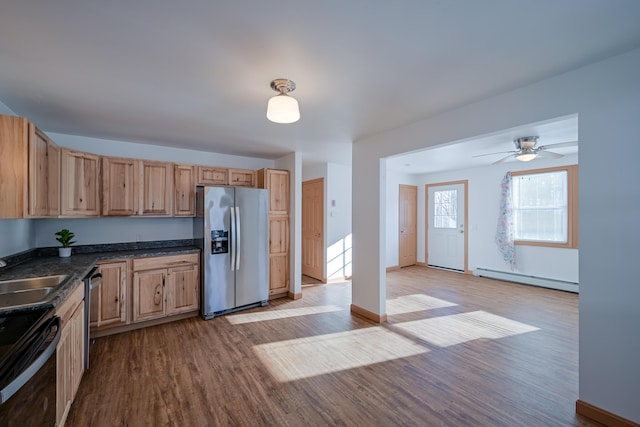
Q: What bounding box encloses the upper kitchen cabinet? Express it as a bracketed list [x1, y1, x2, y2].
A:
[60, 149, 101, 217]
[258, 169, 289, 215]
[196, 166, 228, 186]
[102, 156, 138, 216]
[174, 164, 195, 216]
[29, 125, 60, 217]
[228, 168, 256, 187]
[0, 115, 60, 218]
[139, 161, 172, 216]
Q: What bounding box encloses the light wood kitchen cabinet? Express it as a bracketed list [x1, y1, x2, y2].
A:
[174, 164, 195, 216]
[133, 268, 166, 322]
[228, 168, 256, 187]
[29, 126, 60, 217]
[91, 261, 127, 329]
[0, 115, 60, 218]
[257, 169, 290, 297]
[132, 253, 199, 322]
[56, 283, 85, 427]
[196, 166, 228, 186]
[102, 156, 138, 216]
[60, 148, 101, 217]
[139, 161, 172, 215]
[167, 262, 199, 314]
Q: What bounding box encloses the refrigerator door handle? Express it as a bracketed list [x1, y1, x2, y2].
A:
[230, 207, 236, 271]
[235, 206, 241, 270]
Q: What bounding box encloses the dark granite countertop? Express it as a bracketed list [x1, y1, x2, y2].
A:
[0, 241, 200, 315]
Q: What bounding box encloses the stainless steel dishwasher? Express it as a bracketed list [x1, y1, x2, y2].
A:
[83, 266, 102, 369]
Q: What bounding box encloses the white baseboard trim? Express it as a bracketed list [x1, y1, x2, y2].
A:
[474, 267, 579, 293]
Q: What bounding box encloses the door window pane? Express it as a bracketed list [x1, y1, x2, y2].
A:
[434, 190, 457, 229]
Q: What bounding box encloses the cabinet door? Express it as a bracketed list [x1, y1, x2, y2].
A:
[269, 254, 289, 295]
[27, 125, 60, 217]
[140, 161, 172, 215]
[56, 321, 72, 427]
[167, 263, 199, 314]
[133, 269, 166, 322]
[28, 127, 49, 216]
[91, 261, 127, 328]
[102, 157, 138, 216]
[60, 149, 101, 216]
[70, 301, 85, 396]
[174, 164, 195, 216]
[196, 166, 228, 186]
[47, 140, 61, 216]
[266, 170, 289, 215]
[0, 115, 28, 218]
[228, 168, 256, 187]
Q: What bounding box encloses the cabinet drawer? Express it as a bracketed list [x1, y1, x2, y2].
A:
[132, 253, 199, 271]
[56, 282, 85, 326]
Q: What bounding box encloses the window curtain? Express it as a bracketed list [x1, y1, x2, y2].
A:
[495, 172, 516, 270]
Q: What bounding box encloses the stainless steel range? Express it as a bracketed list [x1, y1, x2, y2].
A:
[0, 307, 60, 427]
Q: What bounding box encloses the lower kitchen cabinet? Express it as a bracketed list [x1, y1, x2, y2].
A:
[91, 261, 127, 330]
[132, 253, 199, 323]
[56, 284, 85, 427]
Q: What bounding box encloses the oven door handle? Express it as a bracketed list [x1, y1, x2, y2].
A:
[0, 317, 61, 404]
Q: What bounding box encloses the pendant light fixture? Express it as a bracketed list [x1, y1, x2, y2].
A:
[266, 79, 300, 124]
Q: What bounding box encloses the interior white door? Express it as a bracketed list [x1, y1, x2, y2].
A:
[427, 183, 465, 271]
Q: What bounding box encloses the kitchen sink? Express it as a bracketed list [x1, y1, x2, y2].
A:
[0, 274, 71, 309]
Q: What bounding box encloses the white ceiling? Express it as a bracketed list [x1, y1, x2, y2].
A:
[386, 115, 579, 174]
[1, 1, 639, 167]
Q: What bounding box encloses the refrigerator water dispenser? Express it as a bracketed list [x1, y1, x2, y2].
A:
[211, 230, 228, 254]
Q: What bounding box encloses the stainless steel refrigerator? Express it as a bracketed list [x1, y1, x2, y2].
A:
[194, 186, 269, 319]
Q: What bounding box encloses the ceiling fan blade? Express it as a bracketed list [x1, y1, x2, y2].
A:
[472, 150, 516, 158]
[536, 150, 563, 159]
[492, 154, 516, 164]
[539, 140, 578, 150]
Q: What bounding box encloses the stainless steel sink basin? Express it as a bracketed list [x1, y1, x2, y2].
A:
[0, 274, 71, 309]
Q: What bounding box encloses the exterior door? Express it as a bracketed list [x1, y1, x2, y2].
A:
[399, 185, 417, 267]
[302, 178, 324, 281]
[427, 182, 467, 271]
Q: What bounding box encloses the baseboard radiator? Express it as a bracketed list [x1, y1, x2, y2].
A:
[473, 268, 579, 293]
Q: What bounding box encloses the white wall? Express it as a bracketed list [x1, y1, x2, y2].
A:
[353, 48, 640, 422]
[326, 163, 352, 279]
[415, 154, 579, 283]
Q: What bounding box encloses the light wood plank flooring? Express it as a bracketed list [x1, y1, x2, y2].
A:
[67, 266, 600, 426]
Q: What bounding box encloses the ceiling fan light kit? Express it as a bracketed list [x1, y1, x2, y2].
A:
[515, 137, 538, 162]
[266, 79, 300, 124]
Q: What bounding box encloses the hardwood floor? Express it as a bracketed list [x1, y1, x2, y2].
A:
[67, 267, 601, 426]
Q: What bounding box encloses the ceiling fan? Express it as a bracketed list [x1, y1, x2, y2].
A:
[473, 136, 579, 164]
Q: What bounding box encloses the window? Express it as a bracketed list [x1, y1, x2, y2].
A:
[511, 165, 578, 248]
[434, 189, 457, 228]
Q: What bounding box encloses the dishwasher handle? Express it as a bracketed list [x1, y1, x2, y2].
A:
[89, 272, 102, 290]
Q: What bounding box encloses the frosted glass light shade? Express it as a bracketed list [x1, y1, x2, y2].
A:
[266, 93, 300, 124]
[516, 153, 537, 162]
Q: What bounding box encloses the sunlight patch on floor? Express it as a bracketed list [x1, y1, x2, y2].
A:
[393, 311, 539, 347]
[226, 305, 344, 325]
[386, 294, 457, 316]
[253, 327, 428, 382]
